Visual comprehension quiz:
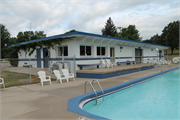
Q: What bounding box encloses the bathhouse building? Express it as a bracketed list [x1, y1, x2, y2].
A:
[8, 31, 169, 74]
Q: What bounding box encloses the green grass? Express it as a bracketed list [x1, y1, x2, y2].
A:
[164, 48, 180, 57]
[0, 70, 40, 88]
[0, 61, 10, 63]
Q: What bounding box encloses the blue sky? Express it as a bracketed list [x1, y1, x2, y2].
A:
[0, 0, 179, 40]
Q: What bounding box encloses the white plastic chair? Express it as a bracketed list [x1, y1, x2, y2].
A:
[53, 70, 68, 84]
[101, 59, 110, 68]
[62, 69, 75, 82]
[38, 71, 52, 86]
[0, 78, 5, 90]
[164, 60, 168, 65]
[105, 59, 114, 68]
[168, 60, 171, 65]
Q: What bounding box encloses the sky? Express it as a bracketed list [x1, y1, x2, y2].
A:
[0, 0, 179, 40]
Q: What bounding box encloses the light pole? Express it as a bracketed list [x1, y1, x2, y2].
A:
[165, 27, 168, 55]
[156, 48, 159, 72]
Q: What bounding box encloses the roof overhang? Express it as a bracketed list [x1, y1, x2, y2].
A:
[8, 31, 169, 50]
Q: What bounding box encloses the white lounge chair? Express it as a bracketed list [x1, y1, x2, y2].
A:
[173, 57, 179, 64]
[0, 78, 5, 90]
[62, 69, 75, 82]
[147, 59, 150, 63]
[160, 59, 165, 65]
[38, 71, 52, 86]
[105, 59, 114, 68]
[164, 59, 168, 65]
[154, 60, 161, 66]
[168, 60, 171, 65]
[53, 70, 68, 84]
[101, 59, 110, 68]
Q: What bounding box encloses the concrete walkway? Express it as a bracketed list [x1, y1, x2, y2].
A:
[0, 63, 179, 119]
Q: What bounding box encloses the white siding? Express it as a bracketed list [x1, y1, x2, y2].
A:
[18, 49, 37, 68]
[17, 37, 165, 70]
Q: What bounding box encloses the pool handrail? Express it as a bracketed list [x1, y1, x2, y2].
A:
[84, 80, 98, 105]
[92, 79, 104, 102]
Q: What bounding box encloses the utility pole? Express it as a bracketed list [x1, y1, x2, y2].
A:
[166, 27, 168, 55]
[29, 22, 31, 41]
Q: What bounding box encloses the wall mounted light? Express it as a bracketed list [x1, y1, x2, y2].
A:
[120, 46, 123, 52]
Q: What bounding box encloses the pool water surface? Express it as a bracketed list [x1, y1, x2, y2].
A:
[83, 69, 180, 120]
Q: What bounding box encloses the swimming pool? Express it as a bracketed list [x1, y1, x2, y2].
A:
[83, 68, 180, 119]
[67, 67, 180, 120]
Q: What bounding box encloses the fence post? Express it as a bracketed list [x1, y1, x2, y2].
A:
[74, 55, 76, 77]
[101, 57, 103, 73]
[131, 57, 132, 68]
[0, 59, 1, 77]
[118, 57, 120, 70]
[29, 58, 31, 84]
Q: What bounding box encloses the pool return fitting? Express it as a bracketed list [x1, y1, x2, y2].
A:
[84, 79, 104, 105]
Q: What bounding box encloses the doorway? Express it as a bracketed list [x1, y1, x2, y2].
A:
[43, 48, 49, 68]
[110, 47, 115, 62]
[135, 48, 142, 63]
[36, 48, 41, 68]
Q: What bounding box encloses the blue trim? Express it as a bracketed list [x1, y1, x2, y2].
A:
[36, 48, 41, 68]
[117, 61, 136, 66]
[77, 63, 101, 70]
[76, 56, 158, 61]
[8, 31, 169, 49]
[67, 67, 180, 120]
[17, 56, 161, 62]
[77, 66, 154, 79]
[142, 56, 159, 58]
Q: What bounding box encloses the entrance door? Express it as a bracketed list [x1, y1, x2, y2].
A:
[135, 49, 142, 63]
[43, 48, 49, 68]
[159, 50, 162, 59]
[110, 47, 115, 62]
[36, 48, 41, 68]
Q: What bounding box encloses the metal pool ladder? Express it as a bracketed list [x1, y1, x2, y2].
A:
[84, 79, 104, 105]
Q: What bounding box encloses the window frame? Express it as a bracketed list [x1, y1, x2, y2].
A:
[97, 46, 106, 56]
[57, 46, 68, 57]
[80, 45, 92, 56]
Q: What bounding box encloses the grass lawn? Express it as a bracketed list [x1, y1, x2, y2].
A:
[164, 48, 180, 57]
[0, 70, 41, 88]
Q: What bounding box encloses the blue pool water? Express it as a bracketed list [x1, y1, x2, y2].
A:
[83, 69, 180, 120]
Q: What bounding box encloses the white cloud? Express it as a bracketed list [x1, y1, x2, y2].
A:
[0, 0, 179, 40]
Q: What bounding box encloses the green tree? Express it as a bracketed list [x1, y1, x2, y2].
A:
[120, 25, 142, 41]
[1, 24, 11, 58]
[161, 20, 179, 55]
[101, 17, 117, 37]
[16, 31, 46, 43]
[8, 37, 19, 66]
[16, 31, 46, 56]
[143, 33, 160, 44]
[65, 29, 77, 34]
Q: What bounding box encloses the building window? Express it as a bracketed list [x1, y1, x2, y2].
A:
[97, 47, 106, 56]
[58, 46, 68, 56]
[80, 46, 91, 56]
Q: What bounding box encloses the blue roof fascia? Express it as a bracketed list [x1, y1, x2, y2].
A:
[7, 32, 78, 48]
[8, 31, 170, 49]
[75, 31, 170, 48]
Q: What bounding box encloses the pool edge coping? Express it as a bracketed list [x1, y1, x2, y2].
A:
[67, 66, 180, 120]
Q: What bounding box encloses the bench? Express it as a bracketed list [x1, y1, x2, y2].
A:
[117, 61, 136, 66]
[77, 63, 101, 70]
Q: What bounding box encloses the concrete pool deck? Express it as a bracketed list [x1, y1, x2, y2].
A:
[0, 63, 179, 119]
